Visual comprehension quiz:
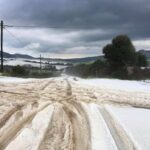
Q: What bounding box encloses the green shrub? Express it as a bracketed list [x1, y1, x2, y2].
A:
[136, 52, 148, 67]
[11, 65, 28, 77]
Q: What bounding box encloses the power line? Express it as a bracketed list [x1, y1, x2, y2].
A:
[4, 24, 78, 30]
[5, 28, 36, 52]
[5, 28, 25, 45]
[5, 25, 56, 28]
[1, 21, 4, 72]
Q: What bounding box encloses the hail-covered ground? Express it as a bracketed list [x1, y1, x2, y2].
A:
[0, 75, 150, 150]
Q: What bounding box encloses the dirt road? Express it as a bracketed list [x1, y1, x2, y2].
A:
[0, 77, 150, 150]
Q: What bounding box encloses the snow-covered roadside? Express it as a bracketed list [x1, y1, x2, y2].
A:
[105, 105, 150, 150]
[1, 75, 150, 92]
[0, 76, 36, 83]
[0, 76, 65, 83]
[73, 77, 150, 92]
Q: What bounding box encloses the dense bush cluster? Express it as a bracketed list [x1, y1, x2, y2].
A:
[4, 65, 61, 78]
[11, 65, 29, 76]
[66, 59, 108, 78]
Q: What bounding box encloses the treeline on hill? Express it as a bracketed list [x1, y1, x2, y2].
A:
[3, 65, 61, 78]
[66, 35, 150, 80]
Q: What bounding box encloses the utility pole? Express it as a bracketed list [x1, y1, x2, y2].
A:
[1, 20, 3, 72]
[40, 54, 42, 72]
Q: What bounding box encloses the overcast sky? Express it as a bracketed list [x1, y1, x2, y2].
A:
[0, 0, 150, 58]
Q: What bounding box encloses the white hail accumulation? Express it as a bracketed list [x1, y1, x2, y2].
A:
[0, 76, 150, 150]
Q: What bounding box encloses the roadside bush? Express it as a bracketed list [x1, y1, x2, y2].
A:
[136, 52, 148, 67]
[67, 64, 89, 77]
[3, 65, 61, 78]
[66, 59, 108, 78]
[110, 67, 128, 79]
[11, 65, 29, 77]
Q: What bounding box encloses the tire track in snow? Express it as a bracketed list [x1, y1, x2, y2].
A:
[0, 102, 51, 150]
[0, 80, 56, 150]
[63, 79, 91, 150]
[5, 104, 54, 150]
[69, 101, 91, 150]
[39, 103, 74, 150]
[39, 78, 91, 150]
[99, 106, 138, 150]
[69, 78, 150, 109]
[38, 79, 74, 150]
[0, 105, 22, 128]
[81, 103, 118, 150]
[62, 102, 91, 150]
[0, 77, 149, 149]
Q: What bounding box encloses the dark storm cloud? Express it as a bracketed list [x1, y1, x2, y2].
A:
[1, 0, 149, 29]
[0, 0, 150, 57]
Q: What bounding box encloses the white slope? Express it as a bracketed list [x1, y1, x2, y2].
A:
[0, 76, 36, 83]
[74, 77, 150, 92]
[105, 105, 150, 150]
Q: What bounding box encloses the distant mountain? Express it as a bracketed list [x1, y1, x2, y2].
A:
[3, 52, 34, 59]
[139, 50, 150, 60]
[3, 51, 103, 63]
[64, 56, 104, 63]
[50, 55, 104, 64]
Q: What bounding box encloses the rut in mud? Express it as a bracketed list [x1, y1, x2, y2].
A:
[0, 77, 150, 150]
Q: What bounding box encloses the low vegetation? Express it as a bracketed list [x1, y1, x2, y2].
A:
[3, 65, 61, 78]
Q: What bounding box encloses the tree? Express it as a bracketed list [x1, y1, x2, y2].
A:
[136, 52, 148, 67]
[103, 35, 136, 67]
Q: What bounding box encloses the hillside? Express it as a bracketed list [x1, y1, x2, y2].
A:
[57, 55, 104, 63]
[139, 50, 150, 60]
[3, 52, 103, 64]
[3, 52, 34, 59]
